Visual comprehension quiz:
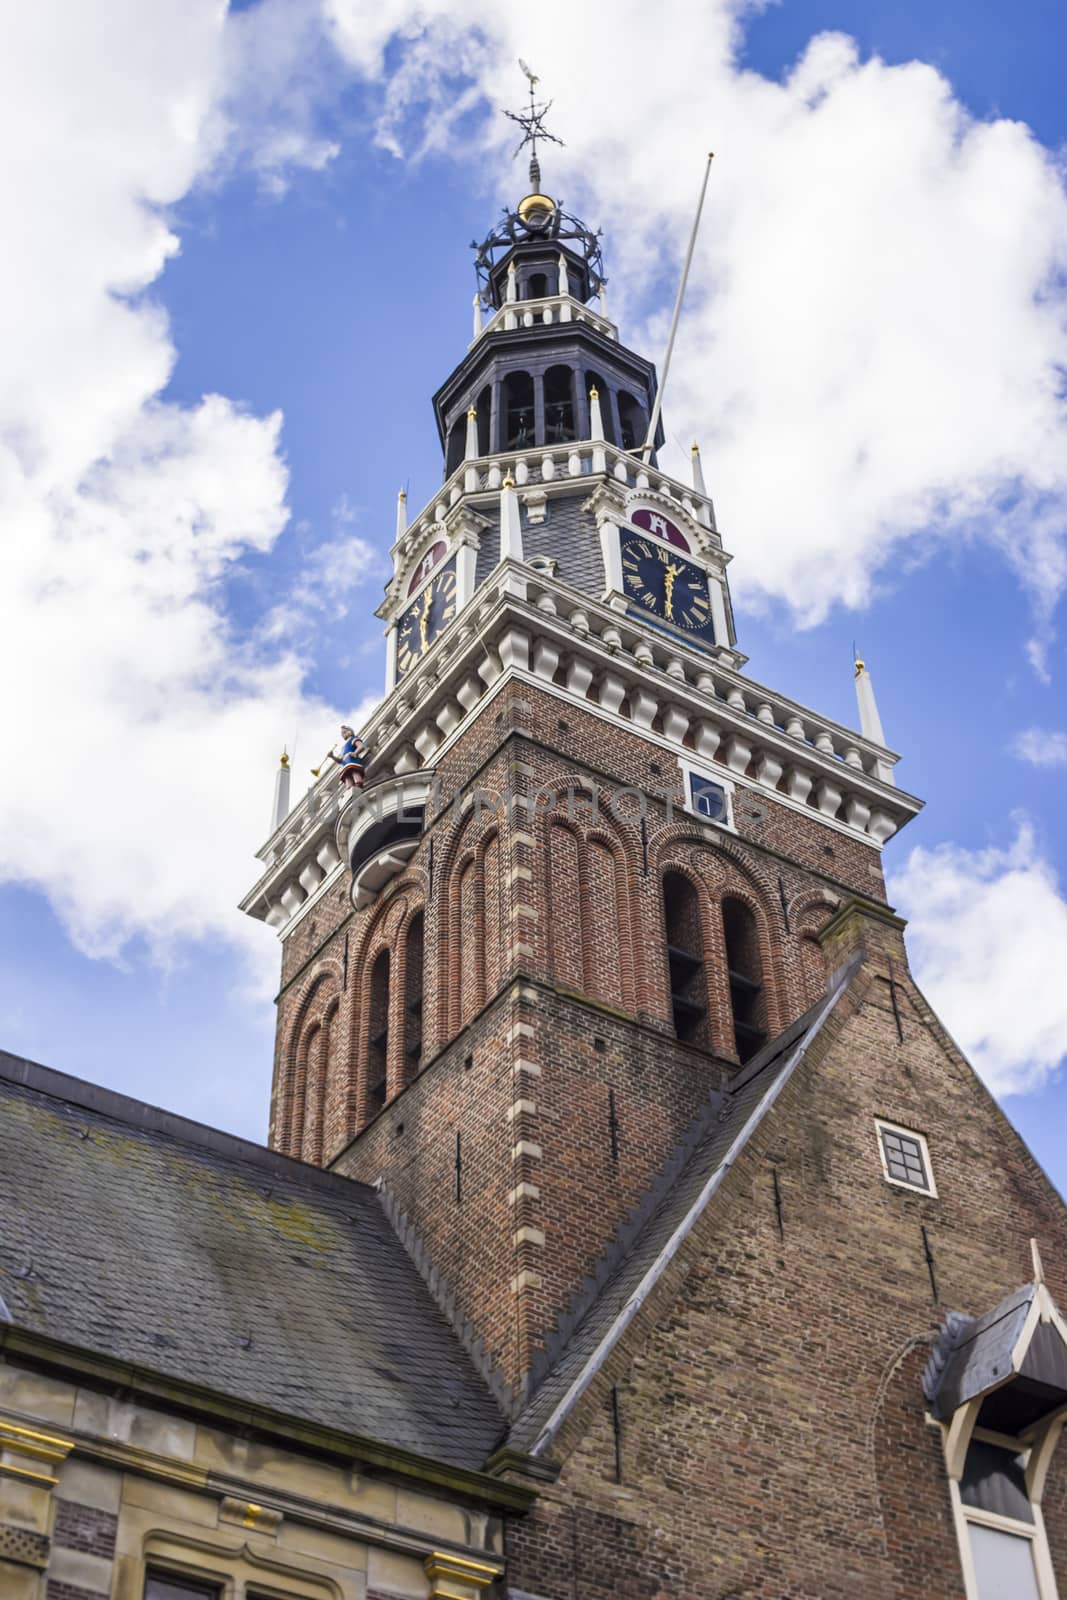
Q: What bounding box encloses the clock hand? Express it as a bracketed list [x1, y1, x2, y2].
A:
[419, 597, 429, 653]
[663, 561, 683, 620]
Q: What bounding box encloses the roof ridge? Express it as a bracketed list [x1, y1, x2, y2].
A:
[523, 991, 837, 1403]
[525, 1077, 728, 1400]
[0, 1047, 377, 1200]
[509, 958, 861, 1457]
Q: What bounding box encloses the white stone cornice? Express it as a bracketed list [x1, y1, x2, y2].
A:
[243, 564, 921, 938]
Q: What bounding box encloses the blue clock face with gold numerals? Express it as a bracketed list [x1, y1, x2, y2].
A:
[620, 530, 714, 641]
[396, 557, 458, 679]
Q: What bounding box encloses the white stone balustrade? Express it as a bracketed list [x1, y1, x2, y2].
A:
[473, 293, 618, 347]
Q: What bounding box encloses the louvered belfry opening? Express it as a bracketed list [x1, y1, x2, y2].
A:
[366, 949, 390, 1113]
[663, 872, 709, 1047]
[544, 363, 577, 443]
[503, 370, 534, 449]
[402, 913, 424, 1081]
[722, 898, 767, 1063]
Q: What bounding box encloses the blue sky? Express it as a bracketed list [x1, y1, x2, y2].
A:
[2, 0, 1066, 1190]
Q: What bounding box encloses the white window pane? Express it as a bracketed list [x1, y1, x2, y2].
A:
[969, 1523, 1041, 1600]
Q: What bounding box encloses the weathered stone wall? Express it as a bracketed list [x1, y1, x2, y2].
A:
[0, 1362, 505, 1600]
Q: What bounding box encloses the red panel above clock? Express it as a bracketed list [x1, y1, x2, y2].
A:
[630, 507, 690, 551]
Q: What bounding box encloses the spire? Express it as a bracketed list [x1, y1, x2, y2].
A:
[854, 655, 887, 747]
[504, 61, 564, 197]
[395, 487, 407, 542]
[691, 442, 706, 496]
[465, 404, 479, 460]
[472, 292, 482, 340]
[271, 751, 291, 833]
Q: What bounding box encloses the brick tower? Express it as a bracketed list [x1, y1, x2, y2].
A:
[240, 155, 923, 1404]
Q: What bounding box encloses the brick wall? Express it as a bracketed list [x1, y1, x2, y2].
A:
[320, 683, 893, 1396]
[501, 918, 1067, 1600]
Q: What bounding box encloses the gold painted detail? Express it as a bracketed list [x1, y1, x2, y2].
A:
[517, 193, 556, 223]
[219, 1495, 282, 1537]
[424, 1550, 500, 1600]
[0, 1419, 74, 1488]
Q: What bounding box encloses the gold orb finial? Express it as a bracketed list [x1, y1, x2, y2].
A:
[691, 441, 700, 455]
[589, 384, 599, 400]
[398, 488, 406, 502]
[502, 472, 516, 489]
[280, 751, 290, 768]
[467, 404, 477, 420]
[854, 658, 866, 677]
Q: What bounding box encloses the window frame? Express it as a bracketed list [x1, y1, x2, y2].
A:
[947, 1432, 1061, 1600]
[874, 1118, 937, 1197]
[144, 1569, 223, 1600]
[676, 757, 735, 834]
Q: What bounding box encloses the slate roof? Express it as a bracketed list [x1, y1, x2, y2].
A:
[0, 1050, 504, 1472]
[922, 1288, 1035, 1419]
[923, 1283, 1067, 1424]
[506, 961, 859, 1457]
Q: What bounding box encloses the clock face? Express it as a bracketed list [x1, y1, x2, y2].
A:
[396, 557, 458, 679]
[620, 532, 714, 639]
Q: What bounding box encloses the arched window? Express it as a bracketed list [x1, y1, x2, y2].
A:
[366, 949, 390, 1115]
[528, 271, 548, 300]
[503, 371, 534, 449]
[544, 364, 576, 443]
[402, 913, 424, 1080]
[445, 416, 466, 476]
[475, 384, 491, 456]
[722, 898, 767, 1062]
[618, 390, 647, 452]
[585, 370, 614, 444]
[663, 872, 709, 1046]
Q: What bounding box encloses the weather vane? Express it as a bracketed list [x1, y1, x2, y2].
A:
[504, 60, 564, 190]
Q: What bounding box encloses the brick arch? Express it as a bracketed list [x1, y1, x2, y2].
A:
[537, 788, 641, 1014]
[546, 816, 584, 993]
[431, 796, 504, 1041]
[585, 828, 637, 1010]
[347, 890, 422, 1132]
[302, 997, 340, 1165]
[790, 892, 838, 1009]
[278, 961, 343, 1160]
[443, 824, 501, 1036]
[659, 860, 718, 1051]
[652, 839, 786, 1057]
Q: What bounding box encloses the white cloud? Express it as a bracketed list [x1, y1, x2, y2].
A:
[0, 1, 372, 971]
[321, 1, 1067, 657]
[890, 821, 1067, 1096]
[1013, 728, 1067, 767]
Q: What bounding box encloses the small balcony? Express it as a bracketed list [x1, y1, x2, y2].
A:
[346, 772, 435, 911]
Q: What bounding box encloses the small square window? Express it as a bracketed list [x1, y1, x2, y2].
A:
[689, 773, 729, 824]
[875, 1120, 936, 1196]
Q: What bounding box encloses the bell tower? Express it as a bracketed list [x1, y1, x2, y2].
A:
[240, 121, 923, 1403]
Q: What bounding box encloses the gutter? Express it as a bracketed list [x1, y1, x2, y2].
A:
[0, 1324, 535, 1513]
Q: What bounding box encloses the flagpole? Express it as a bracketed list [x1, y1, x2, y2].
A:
[640, 152, 714, 461]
